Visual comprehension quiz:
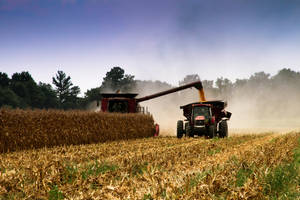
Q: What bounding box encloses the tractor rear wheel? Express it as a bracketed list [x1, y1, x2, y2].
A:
[219, 120, 228, 138]
[208, 124, 216, 138]
[177, 120, 184, 138]
[186, 125, 194, 137]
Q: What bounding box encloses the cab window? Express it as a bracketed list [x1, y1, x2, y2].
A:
[193, 106, 210, 118]
[108, 100, 129, 113]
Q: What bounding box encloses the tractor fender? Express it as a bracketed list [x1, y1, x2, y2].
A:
[221, 110, 232, 120]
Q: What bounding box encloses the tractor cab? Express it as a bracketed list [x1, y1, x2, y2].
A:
[192, 104, 213, 128]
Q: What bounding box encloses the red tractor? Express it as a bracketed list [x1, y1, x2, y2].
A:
[177, 101, 231, 138]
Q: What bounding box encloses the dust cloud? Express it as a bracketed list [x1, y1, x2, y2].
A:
[86, 101, 100, 112]
[134, 70, 300, 136]
[228, 77, 300, 134]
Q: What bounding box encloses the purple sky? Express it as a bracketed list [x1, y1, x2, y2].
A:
[1, 0, 300, 95]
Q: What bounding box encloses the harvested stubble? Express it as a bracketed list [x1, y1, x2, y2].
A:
[0, 133, 298, 199]
[0, 109, 155, 153]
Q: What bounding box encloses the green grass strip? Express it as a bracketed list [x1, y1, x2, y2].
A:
[262, 135, 300, 199]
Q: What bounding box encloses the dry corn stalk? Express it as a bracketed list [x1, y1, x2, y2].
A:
[0, 109, 155, 153]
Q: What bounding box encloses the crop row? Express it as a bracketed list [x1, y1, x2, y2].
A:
[0, 109, 155, 153]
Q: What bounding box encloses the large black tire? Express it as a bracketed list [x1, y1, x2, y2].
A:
[208, 124, 216, 138]
[186, 125, 194, 137]
[219, 120, 228, 138]
[177, 120, 184, 138]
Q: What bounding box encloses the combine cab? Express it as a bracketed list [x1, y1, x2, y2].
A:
[177, 101, 232, 138]
[100, 93, 139, 113]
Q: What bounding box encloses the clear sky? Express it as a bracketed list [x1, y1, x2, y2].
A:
[1, 0, 300, 95]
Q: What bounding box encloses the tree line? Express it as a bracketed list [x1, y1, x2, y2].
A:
[0, 67, 135, 110]
[1, 67, 300, 113]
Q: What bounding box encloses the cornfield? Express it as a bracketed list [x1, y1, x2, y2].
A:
[0, 132, 299, 199]
[0, 109, 155, 153]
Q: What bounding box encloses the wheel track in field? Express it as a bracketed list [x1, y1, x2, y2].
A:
[0, 136, 200, 167]
[100, 134, 266, 167]
[50, 134, 269, 199]
[175, 133, 300, 200]
[116, 134, 279, 199]
[0, 134, 261, 176]
[3, 134, 261, 167]
[181, 134, 278, 179]
[82, 134, 274, 199]
[58, 134, 270, 199]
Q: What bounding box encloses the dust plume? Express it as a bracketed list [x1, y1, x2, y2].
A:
[86, 101, 100, 112]
[134, 69, 300, 136]
[227, 70, 300, 134]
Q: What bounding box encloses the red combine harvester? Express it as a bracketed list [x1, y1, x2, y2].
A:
[98, 81, 232, 138]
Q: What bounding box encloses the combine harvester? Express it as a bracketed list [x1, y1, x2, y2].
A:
[98, 81, 232, 138]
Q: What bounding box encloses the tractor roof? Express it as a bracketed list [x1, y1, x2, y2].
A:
[180, 100, 226, 109]
[100, 93, 138, 98]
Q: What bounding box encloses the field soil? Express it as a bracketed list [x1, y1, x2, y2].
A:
[0, 132, 299, 199]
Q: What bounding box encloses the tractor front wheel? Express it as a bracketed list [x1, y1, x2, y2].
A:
[177, 120, 184, 138]
[186, 125, 194, 137]
[208, 124, 216, 138]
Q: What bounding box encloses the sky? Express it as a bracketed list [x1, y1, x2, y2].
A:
[1, 0, 300, 95]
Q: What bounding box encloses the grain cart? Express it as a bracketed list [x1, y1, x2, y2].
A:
[177, 101, 232, 138]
